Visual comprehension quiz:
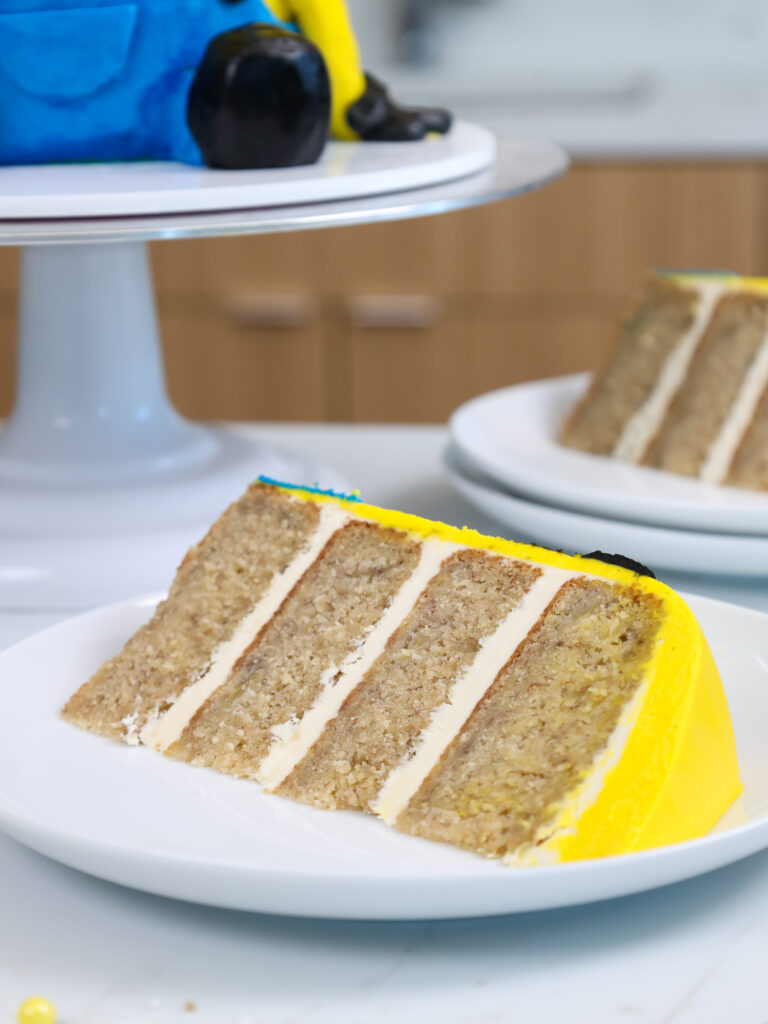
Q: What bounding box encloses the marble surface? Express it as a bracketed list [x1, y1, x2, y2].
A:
[2, 423, 767, 1023]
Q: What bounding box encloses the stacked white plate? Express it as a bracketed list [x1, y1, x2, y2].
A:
[446, 374, 768, 580]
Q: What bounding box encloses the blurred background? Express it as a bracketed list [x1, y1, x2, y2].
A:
[2, 0, 767, 425]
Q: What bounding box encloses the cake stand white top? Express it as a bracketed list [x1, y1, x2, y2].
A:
[0, 130, 568, 245]
[0, 121, 496, 221]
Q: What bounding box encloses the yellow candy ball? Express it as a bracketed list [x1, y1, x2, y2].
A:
[17, 997, 57, 1024]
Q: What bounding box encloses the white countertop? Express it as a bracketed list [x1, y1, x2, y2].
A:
[2, 423, 767, 1024]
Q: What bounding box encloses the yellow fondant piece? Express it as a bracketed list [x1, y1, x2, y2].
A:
[265, 481, 743, 862]
[17, 998, 57, 1024]
[264, 0, 367, 140]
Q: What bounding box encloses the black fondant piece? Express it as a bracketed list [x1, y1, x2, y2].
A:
[188, 24, 331, 170]
[583, 552, 657, 579]
[346, 73, 452, 142]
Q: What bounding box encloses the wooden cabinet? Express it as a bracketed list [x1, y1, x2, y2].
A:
[443, 163, 763, 299]
[342, 300, 620, 423]
[0, 249, 19, 294]
[162, 313, 328, 423]
[152, 231, 328, 295]
[0, 312, 15, 416]
[1, 164, 766, 421]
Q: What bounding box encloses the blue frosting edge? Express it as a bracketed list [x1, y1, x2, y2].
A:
[258, 475, 362, 503]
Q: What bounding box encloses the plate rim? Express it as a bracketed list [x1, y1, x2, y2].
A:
[449, 374, 768, 536]
[444, 443, 768, 578]
[0, 592, 766, 919]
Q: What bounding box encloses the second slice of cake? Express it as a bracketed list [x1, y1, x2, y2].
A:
[560, 270, 768, 490]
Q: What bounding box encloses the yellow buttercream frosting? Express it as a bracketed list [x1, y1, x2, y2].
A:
[525, 590, 741, 862]
[667, 271, 768, 296]
[267, 480, 742, 861]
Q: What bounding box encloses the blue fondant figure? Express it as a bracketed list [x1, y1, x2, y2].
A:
[0, 0, 451, 169]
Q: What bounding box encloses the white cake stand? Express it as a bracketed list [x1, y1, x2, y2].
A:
[0, 124, 567, 609]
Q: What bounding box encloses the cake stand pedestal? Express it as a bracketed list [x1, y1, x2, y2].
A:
[0, 126, 567, 608]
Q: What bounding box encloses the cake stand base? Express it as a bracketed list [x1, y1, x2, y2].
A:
[0, 133, 568, 610]
[2, 432, 349, 610]
[1, 243, 348, 610]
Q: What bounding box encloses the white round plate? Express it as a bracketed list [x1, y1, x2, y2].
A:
[0, 122, 495, 220]
[450, 375, 768, 537]
[445, 446, 768, 578]
[0, 592, 766, 920]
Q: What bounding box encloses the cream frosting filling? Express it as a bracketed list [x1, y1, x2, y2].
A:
[140, 504, 350, 753]
[700, 330, 768, 484]
[613, 280, 724, 464]
[257, 539, 463, 790]
[373, 567, 581, 826]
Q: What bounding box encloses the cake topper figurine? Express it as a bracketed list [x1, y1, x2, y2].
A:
[0, 0, 452, 169]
